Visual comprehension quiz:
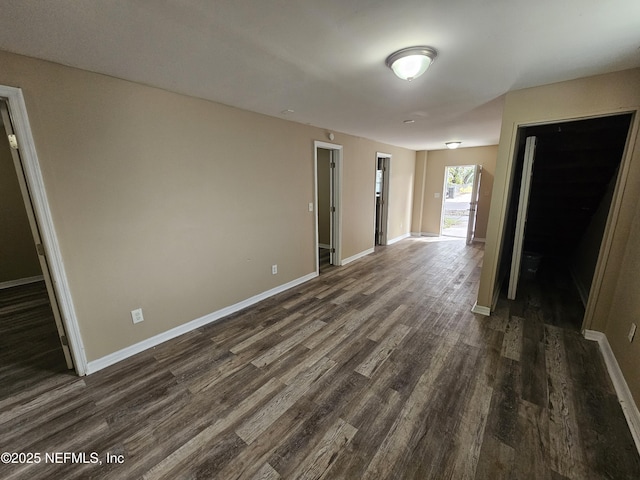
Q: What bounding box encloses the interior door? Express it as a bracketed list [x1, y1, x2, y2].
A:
[507, 136, 537, 300]
[466, 164, 483, 245]
[1, 100, 74, 369]
[329, 150, 336, 265]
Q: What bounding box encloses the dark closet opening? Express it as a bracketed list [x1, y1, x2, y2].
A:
[500, 113, 633, 330]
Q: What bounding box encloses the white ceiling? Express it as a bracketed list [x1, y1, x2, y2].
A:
[1, 1, 639, 151]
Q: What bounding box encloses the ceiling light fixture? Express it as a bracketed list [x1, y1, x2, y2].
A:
[446, 141, 462, 149]
[386, 46, 438, 81]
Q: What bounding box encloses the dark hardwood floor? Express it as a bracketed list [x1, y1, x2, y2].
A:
[0, 281, 71, 401]
[1, 238, 639, 479]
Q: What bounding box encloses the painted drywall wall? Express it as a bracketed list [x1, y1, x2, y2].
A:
[411, 151, 427, 235]
[383, 149, 415, 242]
[0, 131, 41, 284]
[0, 50, 415, 362]
[605, 197, 640, 410]
[477, 68, 640, 408]
[317, 148, 330, 246]
[412, 146, 497, 238]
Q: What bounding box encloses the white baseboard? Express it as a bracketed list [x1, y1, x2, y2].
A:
[472, 237, 486, 243]
[0, 275, 44, 290]
[471, 302, 491, 316]
[318, 243, 331, 249]
[386, 233, 410, 245]
[341, 248, 374, 266]
[584, 330, 640, 455]
[86, 272, 318, 374]
[419, 232, 440, 237]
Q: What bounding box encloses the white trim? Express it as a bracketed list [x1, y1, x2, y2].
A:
[411, 232, 422, 237]
[419, 232, 440, 237]
[508, 136, 537, 300]
[387, 233, 410, 245]
[583, 330, 640, 455]
[1, 85, 87, 375]
[86, 272, 318, 374]
[473, 237, 486, 243]
[341, 248, 375, 266]
[471, 302, 491, 316]
[314, 141, 343, 272]
[0, 275, 45, 290]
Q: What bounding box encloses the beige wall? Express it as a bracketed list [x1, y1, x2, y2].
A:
[412, 146, 497, 238]
[0, 50, 415, 362]
[477, 68, 640, 408]
[0, 132, 41, 283]
[384, 149, 415, 242]
[411, 151, 428, 234]
[317, 149, 330, 246]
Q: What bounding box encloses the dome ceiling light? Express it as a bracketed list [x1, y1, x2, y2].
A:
[385, 46, 438, 81]
[446, 141, 462, 149]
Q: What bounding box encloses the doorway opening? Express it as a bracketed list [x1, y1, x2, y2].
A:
[314, 141, 342, 274]
[375, 153, 391, 246]
[0, 96, 77, 393]
[499, 113, 633, 330]
[441, 164, 482, 243]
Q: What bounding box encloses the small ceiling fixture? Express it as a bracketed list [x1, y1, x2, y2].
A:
[386, 46, 438, 81]
[445, 142, 462, 149]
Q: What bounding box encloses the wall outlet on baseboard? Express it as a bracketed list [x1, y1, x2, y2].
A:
[628, 323, 637, 343]
[272, 264, 278, 275]
[131, 308, 144, 324]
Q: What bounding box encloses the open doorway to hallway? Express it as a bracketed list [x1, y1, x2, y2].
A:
[1, 97, 75, 398]
[314, 141, 342, 274]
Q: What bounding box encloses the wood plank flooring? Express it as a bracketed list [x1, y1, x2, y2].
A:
[1, 238, 639, 479]
[0, 281, 71, 401]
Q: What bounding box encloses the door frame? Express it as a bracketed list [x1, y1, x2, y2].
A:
[314, 141, 342, 273]
[375, 152, 391, 246]
[0, 85, 87, 375]
[440, 164, 476, 238]
[491, 110, 637, 332]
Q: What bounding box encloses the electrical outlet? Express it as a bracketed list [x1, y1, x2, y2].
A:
[272, 264, 278, 275]
[131, 308, 144, 324]
[629, 323, 637, 343]
[308, 203, 314, 212]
